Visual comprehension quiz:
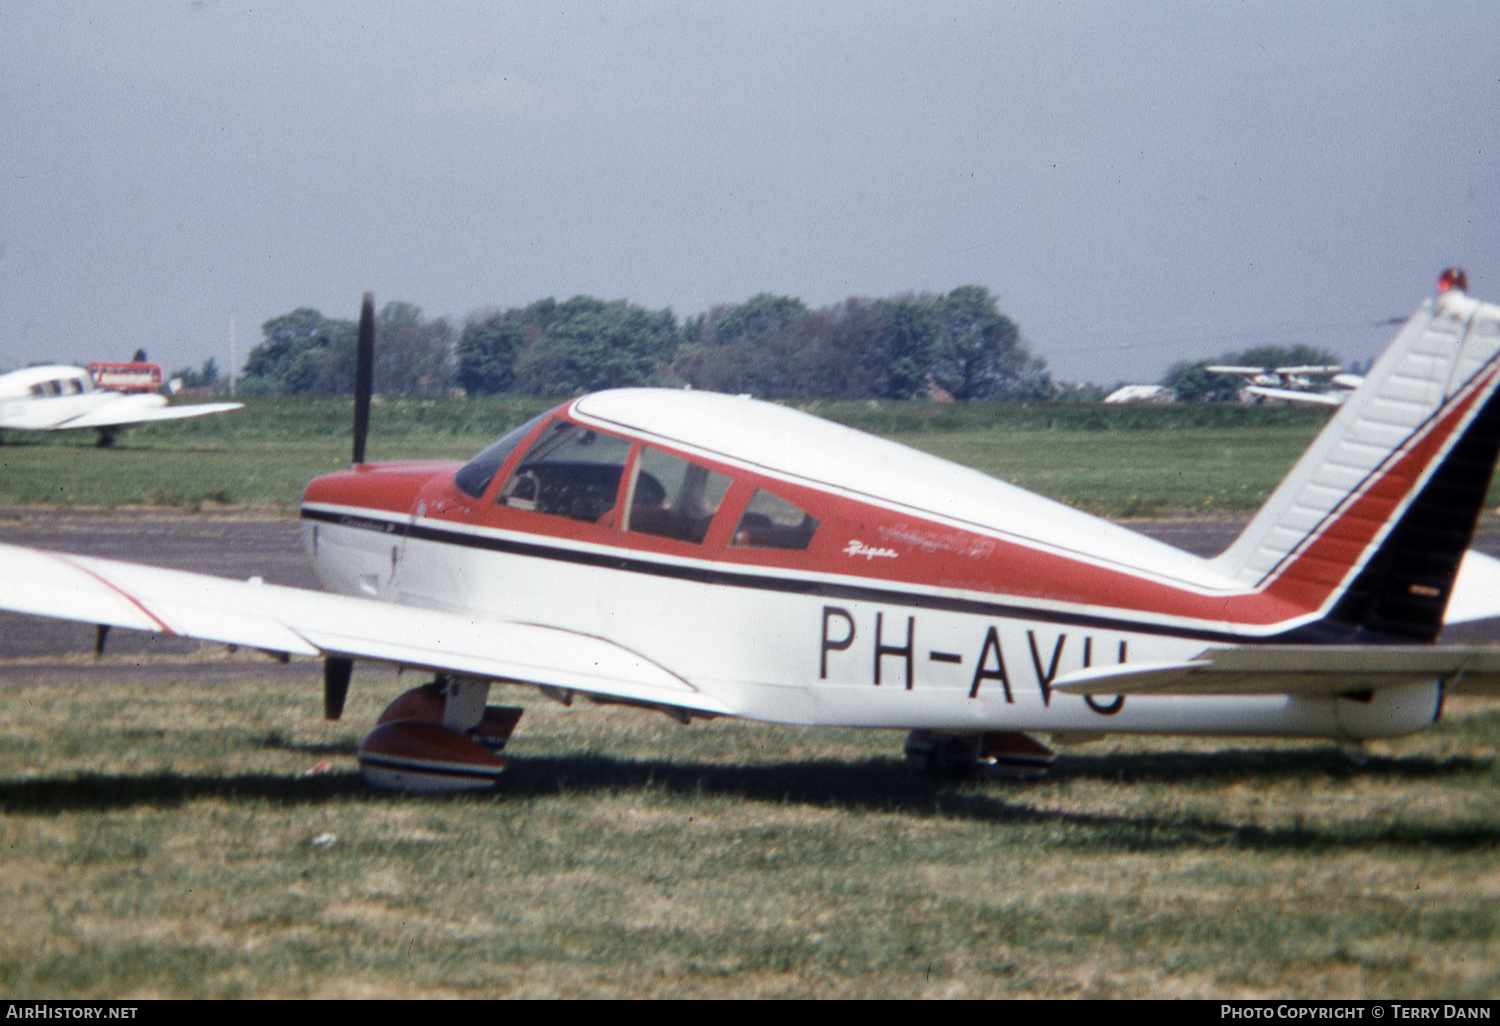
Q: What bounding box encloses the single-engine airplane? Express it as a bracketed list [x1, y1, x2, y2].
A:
[4, 270, 1500, 792]
[1204, 362, 1365, 406]
[0, 364, 242, 444]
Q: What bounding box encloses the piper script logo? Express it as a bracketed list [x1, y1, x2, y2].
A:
[844, 540, 898, 560]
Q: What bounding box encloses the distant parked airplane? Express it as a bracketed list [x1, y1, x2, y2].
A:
[0, 364, 242, 444]
[1205, 363, 1365, 407]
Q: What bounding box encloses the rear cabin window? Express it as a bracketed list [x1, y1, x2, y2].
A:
[730, 490, 820, 550]
[496, 421, 632, 523]
[453, 411, 551, 499]
[626, 447, 732, 545]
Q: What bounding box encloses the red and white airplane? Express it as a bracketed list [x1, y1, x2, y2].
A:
[4, 271, 1500, 792]
[0, 364, 241, 443]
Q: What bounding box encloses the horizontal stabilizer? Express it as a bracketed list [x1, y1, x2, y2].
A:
[1054, 644, 1500, 698]
[0, 542, 732, 717]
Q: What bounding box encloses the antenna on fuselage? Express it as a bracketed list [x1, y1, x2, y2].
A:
[352, 292, 375, 464]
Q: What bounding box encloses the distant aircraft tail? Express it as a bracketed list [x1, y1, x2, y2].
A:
[1212, 271, 1500, 642]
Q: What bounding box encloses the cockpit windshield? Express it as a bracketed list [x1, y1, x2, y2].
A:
[453, 410, 552, 498]
[496, 421, 633, 522]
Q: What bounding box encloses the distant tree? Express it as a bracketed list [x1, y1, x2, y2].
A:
[131, 348, 148, 363]
[514, 297, 678, 396]
[168, 357, 221, 391]
[456, 311, 525, 395]
[665, 295, 809, 396]
[1161, 360, 1242, 402]
[241, 308, 355, 394]
[784, 298, 889, 399]
[873, 296, 941, 400]
[928, 286, 1046, 400]
[375, 301, 453, 396]
[241, 303, 453, 395]
[713, 294, 807, 344]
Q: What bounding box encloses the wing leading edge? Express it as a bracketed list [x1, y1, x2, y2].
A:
[0, 542, 733, 717]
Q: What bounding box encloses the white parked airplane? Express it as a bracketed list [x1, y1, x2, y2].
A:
[0, 364, 242, 443]
[1205, 363, 1365, 406]
[3, 272, 1500, 792]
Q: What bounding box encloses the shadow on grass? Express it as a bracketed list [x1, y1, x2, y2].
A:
[1, 745, 1497, 853]
[1045, 745, 1495, 784]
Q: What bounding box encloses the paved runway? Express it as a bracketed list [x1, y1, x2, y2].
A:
[1, 510, 1497, 677]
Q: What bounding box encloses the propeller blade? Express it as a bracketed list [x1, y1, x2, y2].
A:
[352, 293, 375, 464]
[324, 656, 353, 721]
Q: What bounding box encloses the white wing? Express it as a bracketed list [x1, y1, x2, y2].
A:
[0, 542, 733, 717]
[1243, 385, 1345, 406]
[54, 397, 244, 430]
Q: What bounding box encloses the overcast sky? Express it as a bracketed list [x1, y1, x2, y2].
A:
[3, 2, 1496, 385]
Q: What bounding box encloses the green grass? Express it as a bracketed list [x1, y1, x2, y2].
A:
[0, 396, 1339, 515]
[2, 671, 1498, 997]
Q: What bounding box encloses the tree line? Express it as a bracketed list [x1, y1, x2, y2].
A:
[235, 286, 1055, 402]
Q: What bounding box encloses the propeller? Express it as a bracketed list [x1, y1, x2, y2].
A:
[352, 292, 375, 464]
[327, 292, 376, 715]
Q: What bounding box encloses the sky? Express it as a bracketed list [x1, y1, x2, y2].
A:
[2, 2, 1496, 386]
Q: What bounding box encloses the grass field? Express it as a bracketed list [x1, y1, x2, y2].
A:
[0, 395, 1338, 515]
[1, 671, 1498, 998]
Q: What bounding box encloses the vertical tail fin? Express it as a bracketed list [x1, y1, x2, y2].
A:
[1213, 272, 1500, 642]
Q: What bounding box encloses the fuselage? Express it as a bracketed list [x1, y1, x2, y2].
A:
[300, 389, 1441, 742]
[0, 364, 168, 431]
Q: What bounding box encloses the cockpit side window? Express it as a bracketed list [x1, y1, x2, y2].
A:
[453, 411, 552, 499]
[497, 421, 633, 523]
[625, 447, 733, 545]
[729, 489, 820, 550]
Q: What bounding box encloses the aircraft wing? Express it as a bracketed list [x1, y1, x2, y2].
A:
[54, 398, 244, 430]
[0, 542, 733, 717]
[1243, 385, 1345, 407]
[1054, 644, 1500, 698]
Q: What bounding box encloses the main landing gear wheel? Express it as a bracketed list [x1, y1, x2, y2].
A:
[356, 677, 524, 793]
[903, 730, 1055, 777]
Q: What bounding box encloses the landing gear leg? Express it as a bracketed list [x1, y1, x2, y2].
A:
[904, 730, 1056, 777]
